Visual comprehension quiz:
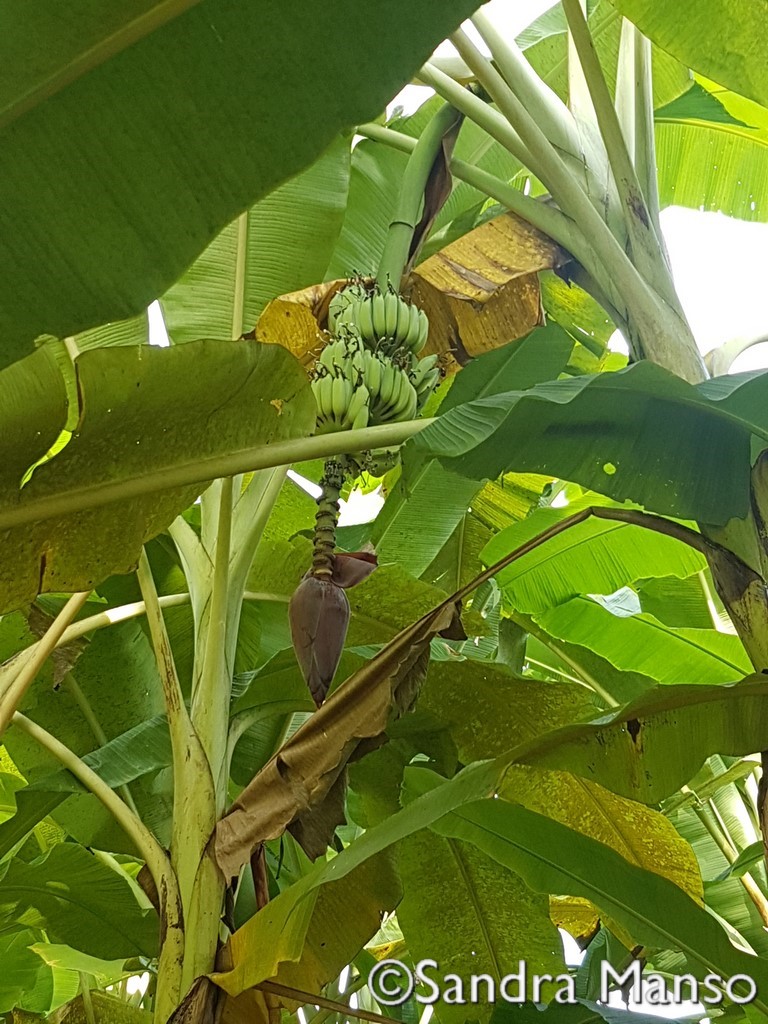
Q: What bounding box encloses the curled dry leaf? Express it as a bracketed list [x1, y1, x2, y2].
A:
[404, 210, 568, 371]
[213, 598, 464, 883]
[252, 211, 565, 374]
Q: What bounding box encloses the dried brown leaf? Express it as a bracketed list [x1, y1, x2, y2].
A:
[212, 598, 459, 883]
[403, 210, 568, 369]
[254, 211, 566, 375]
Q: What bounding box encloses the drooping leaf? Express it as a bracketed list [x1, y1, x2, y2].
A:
[0, 339, 315, 613]
[0, 844, 157, 959]
[614, 0, 768, 110]
[655, 82, 752, 128]
[656, 83, 768, 221]
[413, 363, 768, 524]
[481, 497, 706, 615]
[514, 675, 768, 804]
[409, 773, 768, 1007]
[0, 0, 486, 366]
[536, 597, 751, 684]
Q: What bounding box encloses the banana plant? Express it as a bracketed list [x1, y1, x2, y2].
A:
[3, 2, 768, 1024]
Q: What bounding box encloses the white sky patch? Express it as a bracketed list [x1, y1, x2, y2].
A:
[147, 299, 170, 346]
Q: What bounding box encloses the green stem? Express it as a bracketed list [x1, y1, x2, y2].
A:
[80, 974, 96, 1024]
[10, 711, 184, 1021]
[137, 551, 216, 917]
[562, 0, 679, 311]
[416, 62, 535, 172]
[311, 459, 347, 576]
[0, 419, 432, 532]
[470, 9, 578, 157]
[191, 476, 234, 799]
[633, 31, 662, 242]
[615, 19, 637, 166]
[376, 101, 461, 290]
[178, 480, 235, 990]
[356, 121, 579, 253]
[59, 593, 191, 646]
[705, 332, 768, 376]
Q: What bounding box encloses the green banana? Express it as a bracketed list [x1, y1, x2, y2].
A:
[384, 289, 400, 337]
[343, 383, 370, 430]
[410, 352, 439, 388]
[372, 292, 387, 340]
[400, 380, 419, 421]
[415, 367, 441, 408]
[363, 351, 382, 395]
[403, 303, 420, 351]
[328, 282, 366, 332]
[331, 374, 351, 421]
[351, 405, 370, 431]
[389, 374, 417, 420]
[313, 374, 337, 432]
[377, 361, 398, 409]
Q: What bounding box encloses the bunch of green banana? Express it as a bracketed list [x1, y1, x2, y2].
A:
[312, 373, 370, 434]
[331, 285, 429, 356]
[367, 357, 419, 424]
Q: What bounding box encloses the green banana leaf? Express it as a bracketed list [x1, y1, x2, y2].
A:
[614, 0, 768, 110]
[0, 0, 484, 366]
[412, 363, 768, 524]
[481, 496, 705, 615]
[0, 844, 157, 959]
[536, 597, 751, 684]
[0, 339, 315, 613]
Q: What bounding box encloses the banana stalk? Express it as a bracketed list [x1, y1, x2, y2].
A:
[311, 458, 348, 578]
[376, 100, 461, 291]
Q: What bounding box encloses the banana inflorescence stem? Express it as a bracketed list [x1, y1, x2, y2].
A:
[311, 458, 349, 576]
[376, 100, 461, 291]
